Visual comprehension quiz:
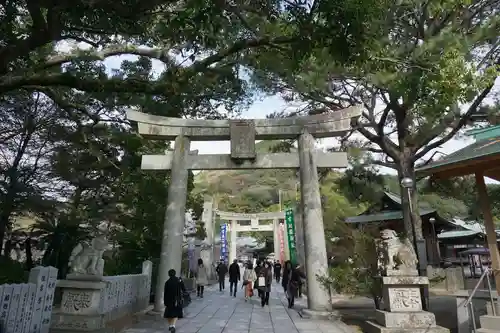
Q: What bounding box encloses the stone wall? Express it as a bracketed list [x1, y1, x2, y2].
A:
[0, 266, 58, 333]
[100, 270, 152, 322]
[427, 266, 464, 291]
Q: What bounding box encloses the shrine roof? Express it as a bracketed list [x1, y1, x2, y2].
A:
[437, 230, 482, 239]
[345, 208, 435, 224]
[416, 136, 500, 181]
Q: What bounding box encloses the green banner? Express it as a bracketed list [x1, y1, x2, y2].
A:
[285, 207, 297, 264]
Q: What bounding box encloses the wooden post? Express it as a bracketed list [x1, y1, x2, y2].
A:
[475, 172, 500, 294]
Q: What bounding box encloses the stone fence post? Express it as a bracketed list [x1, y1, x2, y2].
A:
[0, 266, 58, 333]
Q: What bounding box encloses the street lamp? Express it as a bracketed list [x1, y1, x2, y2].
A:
[400, 177, 429, 310]
[429, 217, 440, 265]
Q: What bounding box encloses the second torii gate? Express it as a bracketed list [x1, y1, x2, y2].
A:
[126, 105, 362, 315]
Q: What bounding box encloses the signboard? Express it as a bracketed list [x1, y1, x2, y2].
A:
[220, 223, 228, 263]
[279, 222, 285, 264]
[285, 207, 297, 264]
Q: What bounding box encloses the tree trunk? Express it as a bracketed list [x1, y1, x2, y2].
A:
[396, 154, 424, 242]
[25, 237, 33, 269]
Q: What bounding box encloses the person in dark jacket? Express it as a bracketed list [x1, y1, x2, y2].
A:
[287, 264, 306, 309]
[257, 261, 273, 307]
[164, 269, 183, 333]
[215, 261, 228, 291]
[228, 259, 241, 297]
[273, 260, 282, 283]
[178, 277, 190, 313]
[254, 261, 263, 297]
[281, 260, 292, 294]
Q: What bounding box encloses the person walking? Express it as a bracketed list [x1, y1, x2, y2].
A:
[228, 259, 241, 297]
[287, 263, 306, 309]
[273, 260, 282, 283]
[257, 262, 273, 307]
[163, 269, 183, 333]
[281, 260, 292, 294]
[196, 258, 208, 298]
[242, 261, 256, 301]
[254, 261, 263, 298]
[216, 261, 228, 292]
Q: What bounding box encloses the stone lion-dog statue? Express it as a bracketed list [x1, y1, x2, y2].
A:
[68, 235, 108, 276]
[378, 229, 418, 274]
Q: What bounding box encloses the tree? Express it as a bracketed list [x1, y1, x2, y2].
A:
[0, 0, 302, 115]
[0, 91, 60, 256]
[248, 0, 500, 243]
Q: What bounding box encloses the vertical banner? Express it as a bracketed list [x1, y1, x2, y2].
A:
[220, 223, 228, 263]
[285, 207, 297, 264]
[279, 222, 285, 264]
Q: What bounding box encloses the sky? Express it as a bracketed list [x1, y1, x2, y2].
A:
[98, 53, 495, 179]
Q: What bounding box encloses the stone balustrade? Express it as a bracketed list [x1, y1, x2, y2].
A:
[100, 264, 152, 321]
[0, 266, 58, 333]
[52, 260, 153, 332]
[0, 262, 153, 333]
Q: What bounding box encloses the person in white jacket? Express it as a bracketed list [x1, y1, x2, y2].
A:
[196, 258, 208, 298]
[242, 261, 257, 301]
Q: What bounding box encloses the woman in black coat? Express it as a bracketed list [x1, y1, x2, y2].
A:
[287, 264, 306, 309]
[281, 260, 292, 293]
[164, 269, 183, 333]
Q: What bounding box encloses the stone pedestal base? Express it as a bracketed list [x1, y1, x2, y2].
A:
[478, 315, 500, 332]
[366, 320, 450, 333]
[366, 275, 449, 333]
[299, 308, 340, 320]
[52, 279, 107, 332]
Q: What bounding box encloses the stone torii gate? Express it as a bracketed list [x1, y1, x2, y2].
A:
[215, 209, 286, 263]
[126, 106, 362, 314]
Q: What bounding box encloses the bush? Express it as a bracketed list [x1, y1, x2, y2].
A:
[0, 257, 28, 284]
[319, 222, 383, 308]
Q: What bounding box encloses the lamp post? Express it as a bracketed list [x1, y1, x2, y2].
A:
[429, 217, 440, 265]
[400, 177, 429, 311]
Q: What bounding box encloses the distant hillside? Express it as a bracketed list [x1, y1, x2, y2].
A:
[193, 140, 338, 213]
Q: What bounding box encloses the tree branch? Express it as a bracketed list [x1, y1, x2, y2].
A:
[2, 36, 295, 94]
[353, 118, 400, 161]
[413, 82, 495, 161]
[41, 36, 294, 70]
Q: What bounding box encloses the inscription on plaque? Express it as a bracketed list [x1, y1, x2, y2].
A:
[230, 120, 256, 160]
[387, 287, 422, 312]
[62, 291, 93, 313]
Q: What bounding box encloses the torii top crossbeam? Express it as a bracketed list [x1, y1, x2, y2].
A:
[126, 106, 362, 141]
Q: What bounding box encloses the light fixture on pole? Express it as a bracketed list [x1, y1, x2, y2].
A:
[429, 217, 440, 264]
[400, 176, 428, 311]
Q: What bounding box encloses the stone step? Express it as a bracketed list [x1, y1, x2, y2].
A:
[480, 315, 500, 330]
[477, 329, 500, 333]
[365, 321, 449, 333]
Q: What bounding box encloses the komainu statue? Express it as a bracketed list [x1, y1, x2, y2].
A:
[377, 229, 418, 275]
[68, 235, 108, 276]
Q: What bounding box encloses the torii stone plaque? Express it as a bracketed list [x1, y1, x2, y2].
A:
[230, 120, 256, 160]
[126, 105, 362, 314]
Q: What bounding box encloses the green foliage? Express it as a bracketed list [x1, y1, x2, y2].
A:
[0, 257, 28, 284]
[318, 222, 382, 306]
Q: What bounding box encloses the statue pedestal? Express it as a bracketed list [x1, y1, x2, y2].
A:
[366, 276, 449, 333]
[51, 278, 108, 332]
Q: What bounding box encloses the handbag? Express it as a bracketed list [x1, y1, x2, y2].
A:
[242, 280, 249, 286]
[258, 276, 265, 287]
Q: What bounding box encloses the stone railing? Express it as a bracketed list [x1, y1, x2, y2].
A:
[51, 260, 153, 331]
[0, 266, 58, 333]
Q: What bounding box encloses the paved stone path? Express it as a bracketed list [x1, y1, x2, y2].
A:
[124, 281, 355, 333]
